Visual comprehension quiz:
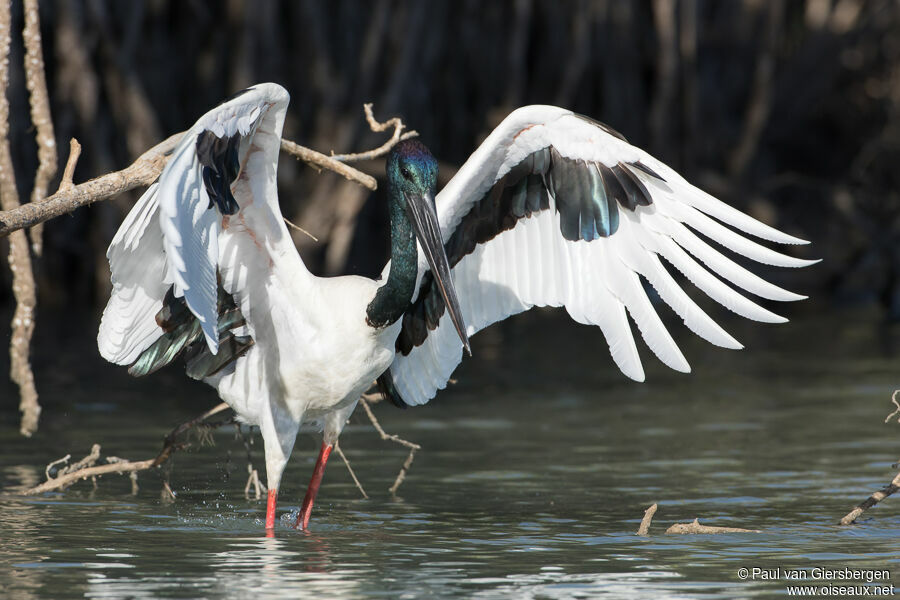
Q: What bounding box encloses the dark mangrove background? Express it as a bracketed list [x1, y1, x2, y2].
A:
[0, 0, 898, 376]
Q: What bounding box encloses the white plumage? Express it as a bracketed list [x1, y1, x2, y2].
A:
[98, 87, 813, 530]
[388, 105, 815, 405]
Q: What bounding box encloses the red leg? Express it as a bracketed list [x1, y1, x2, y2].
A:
[297, 442, 333, 530]
[265, 489, 278, 533]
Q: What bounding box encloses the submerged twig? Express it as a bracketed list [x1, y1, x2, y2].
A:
[636, 503, 658, 536]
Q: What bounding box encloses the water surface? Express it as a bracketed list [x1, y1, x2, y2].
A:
[2, 306, 899, 598]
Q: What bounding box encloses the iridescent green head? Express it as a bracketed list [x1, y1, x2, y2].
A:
[387, 140, 438, 203]
[383, 138, 470, 355]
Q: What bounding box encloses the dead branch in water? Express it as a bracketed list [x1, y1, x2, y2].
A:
[840, 468, 900, 525]
[359, 392, 421, 495]
[24, 396, 420, 504]
[665, 518, 760, 534]
[884, 390, 900, 424]
[839, 393, 900, 525]
[636, 503, 657, 536]
[22, 402, 232, 495]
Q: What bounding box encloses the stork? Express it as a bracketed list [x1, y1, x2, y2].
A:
[98, 83, 814, 532]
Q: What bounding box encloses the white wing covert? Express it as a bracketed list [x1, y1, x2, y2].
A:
[386, 105, 816, 406]
[98, 83, 299, 377]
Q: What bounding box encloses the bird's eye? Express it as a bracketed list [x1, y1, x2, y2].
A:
[400, 167, 412, 180]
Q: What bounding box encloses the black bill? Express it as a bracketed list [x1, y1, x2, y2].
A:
[405, 192, 472, 356]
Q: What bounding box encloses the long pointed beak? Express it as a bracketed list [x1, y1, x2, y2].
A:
[405, 192, 471, 356]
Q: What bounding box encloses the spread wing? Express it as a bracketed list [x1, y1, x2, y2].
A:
[98, 83, 301, 378]
[384, 105, 816, 406]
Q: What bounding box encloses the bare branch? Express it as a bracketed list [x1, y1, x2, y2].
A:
[280, 138, 377, 190]
[283, 217, 318, 242]
[25, 451, 156, 495]
[0, 98, 414, 239]
[22, 402, 231, 495]
[885, 390, 900, 424]
[0, 0, 40, 437]
[57, 138, 81, 193]
[330, 103, 418, 163]
[23, 0, 57, 256]
[389, 446, 416, 496]
[666, 518, 760, 534]
[335, 441, 368, 500]
[636, 503, 658, 536]
[243, 463, 265, 500]
[0, 131, 182, 238]
[839, 467, 900, 525]
[44, 453, 71, 480]
[359, 397, 420, 452]
[359, 397, 420, 495]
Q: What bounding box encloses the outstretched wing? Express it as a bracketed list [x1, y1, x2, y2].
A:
[98, 83, 299, 376]
[385, 105, 816, 406]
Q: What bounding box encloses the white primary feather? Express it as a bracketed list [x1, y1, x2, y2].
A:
[389, 105, 814, 405]
[98, 82, 297, 364]
[98, 183, 169, 364]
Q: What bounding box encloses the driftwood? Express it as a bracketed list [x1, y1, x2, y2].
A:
[636, 502, 657, 536]
[635, 504, 759, 535]
[665, 518, 760, 534]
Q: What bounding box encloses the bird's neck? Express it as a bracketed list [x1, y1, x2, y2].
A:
[366, 197, 418, 328]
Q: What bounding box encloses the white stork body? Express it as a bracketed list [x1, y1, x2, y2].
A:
[98, 83, 813, 532]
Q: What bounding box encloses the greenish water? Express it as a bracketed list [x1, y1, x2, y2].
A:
[1, 306, 899, 599]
